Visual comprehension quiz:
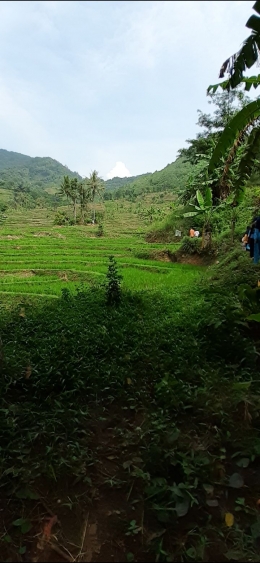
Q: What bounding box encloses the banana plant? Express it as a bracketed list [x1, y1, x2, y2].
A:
[207, 99, 260, 201]
[184, 187, 233, 248]
[207, 1, 260, 93]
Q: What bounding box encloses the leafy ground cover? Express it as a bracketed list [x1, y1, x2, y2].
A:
[1, 205, 260, 562]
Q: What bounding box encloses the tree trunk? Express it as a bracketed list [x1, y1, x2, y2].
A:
[93, 207, 95, 223]
[74, 201, 76, 223]
[202, 228, 211, 249]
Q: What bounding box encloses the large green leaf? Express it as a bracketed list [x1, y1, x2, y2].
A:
[196, 190, 205, 208]
[236, 126, 260, 195]
[247, 313, 260, 322]
[254, 0, 260, 16]
[204, 187, 212, 208]
[208, 99, 260, 173]
[207, 75, 260, 94]
[207, 1, 260, 94]
[183, 211, 199, 218]
[246, 14, 260, 33]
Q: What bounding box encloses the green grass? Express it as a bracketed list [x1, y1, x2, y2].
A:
[0, 204, 200, 298]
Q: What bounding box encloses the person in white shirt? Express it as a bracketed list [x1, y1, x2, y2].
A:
[194, 230, 200, 237]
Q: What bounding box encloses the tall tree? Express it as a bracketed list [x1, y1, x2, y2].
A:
[178, 90, 250, 165]
[78, 181, 91, 224]
[59, 176, 71, 205]
[70, 178, 79, 223]
[86, 171, 105, 223]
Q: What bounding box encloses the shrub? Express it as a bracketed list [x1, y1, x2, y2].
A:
[179, 236, 201, 255]
[96, 224, 104, 237]
[105, 256, 122, 306]
[54, 211, 74, 226]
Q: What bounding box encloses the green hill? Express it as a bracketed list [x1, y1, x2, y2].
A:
[105, 157, 193, 200]
[105, 173, 151, 191]
[0, 149, 81, 192]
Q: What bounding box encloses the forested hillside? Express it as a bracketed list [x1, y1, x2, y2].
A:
[104, 157, 193, 200]
[0, 149, 81, 192]
[105, 173, 151, 191]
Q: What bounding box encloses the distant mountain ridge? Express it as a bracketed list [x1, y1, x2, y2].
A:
[0, 149, 81, 192]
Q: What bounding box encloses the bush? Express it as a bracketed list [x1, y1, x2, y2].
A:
[179, 236, 201, 255]
[105, 256, 122, 306]
[96, 224, 104, 237]
[54, 211, 74, 226]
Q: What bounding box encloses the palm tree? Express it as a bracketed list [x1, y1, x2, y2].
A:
[59, 176, 71, 203]
[86, 170, 105, 223]
[78, 181, 91, 224]
[70, 178, 79, 223]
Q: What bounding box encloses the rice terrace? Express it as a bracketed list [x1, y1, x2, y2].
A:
[2, 1, 260, 562]
[0, 203, 200, 299]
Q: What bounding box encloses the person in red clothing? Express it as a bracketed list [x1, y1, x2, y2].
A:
[189, 228, 195, 238]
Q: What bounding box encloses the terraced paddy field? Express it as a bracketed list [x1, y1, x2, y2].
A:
[0, 206, 201, 301]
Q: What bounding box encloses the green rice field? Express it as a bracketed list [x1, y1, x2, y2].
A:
[0, 204, 201, 300]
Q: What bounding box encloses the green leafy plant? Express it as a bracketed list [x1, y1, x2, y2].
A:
[105, 256, 122, 306]
[125, 520, 142, 536]
[184, 187, 218, 247]
[12, 518, 32, 534]
[179, 236, 201, 255]
[96, 224, 104, 237]
[207, 1, 260, 93]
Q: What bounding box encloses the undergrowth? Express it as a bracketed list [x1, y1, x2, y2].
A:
[1, 251, 260, 562]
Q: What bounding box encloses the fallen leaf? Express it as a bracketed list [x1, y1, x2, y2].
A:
[126, 378, 132, 385]
[206, 499, 219, 507]
[229, 473, 244, 489]
[225, 512, 234, 527]
[175, 499, 190, 517]
[236, 457, 250, 468]
[19, 308, 26, 318]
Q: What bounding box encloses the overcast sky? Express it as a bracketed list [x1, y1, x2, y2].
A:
[0, 0, 256, 179]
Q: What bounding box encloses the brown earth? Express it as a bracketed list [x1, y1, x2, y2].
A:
[1, 403, 260, 563]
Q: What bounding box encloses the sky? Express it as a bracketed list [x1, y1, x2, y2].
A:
[0, 0, 257, 179]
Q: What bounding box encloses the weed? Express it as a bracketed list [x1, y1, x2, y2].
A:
[125, 520, 142, 536]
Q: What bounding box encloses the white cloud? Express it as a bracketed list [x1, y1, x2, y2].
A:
[106, 161, 131, 180]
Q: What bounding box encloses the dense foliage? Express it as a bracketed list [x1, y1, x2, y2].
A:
[105, 173, 151, 191]
[0, 149, 81, 193]
[105, 157, 193, 201]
